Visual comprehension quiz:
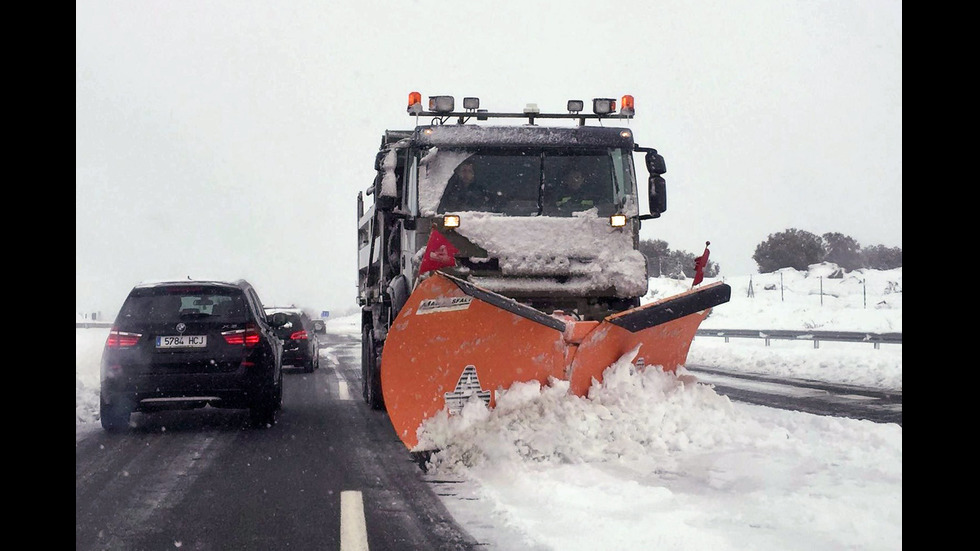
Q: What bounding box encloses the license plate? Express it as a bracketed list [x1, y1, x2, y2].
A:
[156, 335, 207, 348]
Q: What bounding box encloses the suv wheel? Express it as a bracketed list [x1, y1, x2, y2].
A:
[100, 399, 132, 432]
[250, 369, 281, 428]
[274, 368, 283, 409]
[249, 404, 276, 428]
[250, 391, 278, 427]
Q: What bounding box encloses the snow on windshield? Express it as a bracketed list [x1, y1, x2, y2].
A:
[419, 147, 469, 215]
[452, 211, 648, 296]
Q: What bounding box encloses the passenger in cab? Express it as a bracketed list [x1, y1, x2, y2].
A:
[440, 159, 500, 212]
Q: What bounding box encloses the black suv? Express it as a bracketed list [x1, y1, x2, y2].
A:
[265, 307, 320, 373]
[100, 279, 284, 431]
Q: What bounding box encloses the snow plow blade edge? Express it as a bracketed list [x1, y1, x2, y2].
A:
[607, 281, 731, 333]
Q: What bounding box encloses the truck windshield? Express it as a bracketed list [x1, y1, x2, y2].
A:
[433, 148, 633, 217]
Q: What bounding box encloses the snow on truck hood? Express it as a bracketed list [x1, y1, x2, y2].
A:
[448, 211, 649, 296]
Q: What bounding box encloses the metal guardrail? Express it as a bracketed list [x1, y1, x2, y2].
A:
[695, 329, 902, 349]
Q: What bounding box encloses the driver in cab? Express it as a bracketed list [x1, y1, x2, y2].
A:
[553, 168, 605, 214]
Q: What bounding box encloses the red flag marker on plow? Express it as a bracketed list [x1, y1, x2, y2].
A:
[418, 229, 459, 275]
[692, 241, 710, 287]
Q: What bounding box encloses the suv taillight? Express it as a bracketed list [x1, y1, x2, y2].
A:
[290, 330, 309, 341]
[222, 323, 261, 347]
[105, 328, 141, 348]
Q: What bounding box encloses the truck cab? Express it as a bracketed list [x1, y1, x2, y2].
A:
[356, 93, 669, 408]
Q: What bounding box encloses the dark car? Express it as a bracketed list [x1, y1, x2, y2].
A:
[100, 279, 284, 431]
[265, 307, 320, 373]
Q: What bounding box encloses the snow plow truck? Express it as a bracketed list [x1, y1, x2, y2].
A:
[356, 92, 731, 451]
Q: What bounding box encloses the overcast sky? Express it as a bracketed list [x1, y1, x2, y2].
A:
[76, 0, 902, 319]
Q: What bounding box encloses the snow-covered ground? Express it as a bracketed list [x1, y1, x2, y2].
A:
[76, 265, 902, 550]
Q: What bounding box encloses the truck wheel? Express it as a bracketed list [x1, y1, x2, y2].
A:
[361, 324, 371, 402]
[367, 365, 385, 410]
[362, 326, 385, 410]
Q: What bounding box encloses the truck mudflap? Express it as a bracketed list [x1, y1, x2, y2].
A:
[381, 272, 731, 450]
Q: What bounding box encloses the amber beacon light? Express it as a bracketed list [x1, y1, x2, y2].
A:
[620, 94, 635, 116]
[407, 91, 422, 114]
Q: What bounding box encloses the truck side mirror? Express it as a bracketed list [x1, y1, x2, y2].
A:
[649, 175, 666, 216]
[645, 151, 666, 175]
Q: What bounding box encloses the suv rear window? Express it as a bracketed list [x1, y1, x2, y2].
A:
[118, 286, 248, 323]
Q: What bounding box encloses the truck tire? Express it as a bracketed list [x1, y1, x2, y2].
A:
[362, 324, 385, 410]
[361, 324, 371, 402]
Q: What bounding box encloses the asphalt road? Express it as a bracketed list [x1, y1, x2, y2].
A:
[75, 331, 481, 551]
[686, 364, 902, 426]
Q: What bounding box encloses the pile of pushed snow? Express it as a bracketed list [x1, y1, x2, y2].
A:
[416, 347, 901, 476]
[417, 349, 737, 471]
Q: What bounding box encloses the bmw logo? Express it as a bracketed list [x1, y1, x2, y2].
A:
[176, 322, 186, 333]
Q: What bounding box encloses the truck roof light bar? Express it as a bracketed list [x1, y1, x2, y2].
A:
[407, 91, 635, 125]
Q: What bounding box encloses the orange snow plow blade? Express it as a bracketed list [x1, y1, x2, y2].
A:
[566, 281, 732, 396]
[381, 272, 568, 450]
[381, 273, 731, 450]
